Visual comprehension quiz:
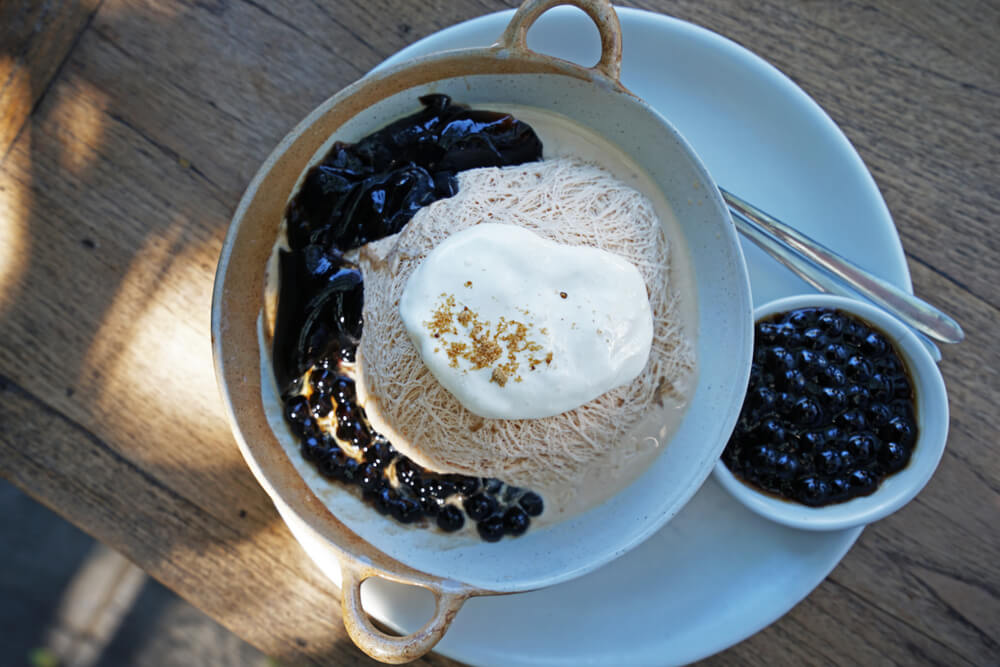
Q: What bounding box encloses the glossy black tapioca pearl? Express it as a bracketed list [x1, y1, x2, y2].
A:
[844, 383, 872, 407]
[842, 319, 869, 345]
[845, 354, 873, 381]
[823, 341, 850, 364]
[300, 434, 327, 463]
[318, 446, 347, 479]
[418, 494, 441, 516]
[795, 476, 832, 507]
[336, 419, 372, 448]
[518, 491, 544, 517]
[865, 403, 892, 428]
[335, 400, 362, 424]
[739, 387, 775, 429]
[847, 467, 878, 496]
[818, 364, 847, 388]
[455, 476, 481, 497]
[756, 322, 791, 345]
[798, 429, 827, 454]
[784, 308, 818, 330]
[746, 444, 780, 476]
[846, 432, 877, 462]
[764, 324, 804, 350]
[285, 395, 310, 422]
[421, 478, 457, 501]
[816, 311, 845, 337]
[482, 478, 504, 495]
[814, 448, 847, 476]
[436, 505, 464, 532]
[464, 493, 498, 521]
[755, 417, 787, 444]
[477, 514, 506, 542]
[339, 344, 357, 364]
[748, 385, 778, 412]
[359, 462, 385, 493]
[503, 507, 530, 536]
[836, 408, 867, 431]
[374, 487, 396, 515]
[861, 331, 889, 356]
[779, 369, 808, 392]
[331, 376, 356, 402]
[763, 346, 797, 373]
[817, 386, 847, 414]
[802, 327, 829, 350]
[310, 393, 333, 418]
[828, 476, 851, 502]
[790, 396, 822, 427]
[877, 441, 911, 474]
[340, 457, 361, 483]
[796, 348, 829, 378]
[363, 439, 395, 468]
[880, 416, 916, 447]
[772, 451, 801, 482]
[869, 373, 895, 401]
[390, 497, 423, 524]
[395, 459, 422, 490]
[310, 367, 338, 396]
[284, 395, 318, 436]
[501, 484, 524, 504]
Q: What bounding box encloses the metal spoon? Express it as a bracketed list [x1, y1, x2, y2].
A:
[722, 188, 963, 361]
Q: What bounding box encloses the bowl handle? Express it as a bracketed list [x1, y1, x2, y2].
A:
[498, 0, 624, 83]
[339, 561, 471, 664]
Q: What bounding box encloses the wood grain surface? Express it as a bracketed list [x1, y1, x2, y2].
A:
[1, 1, 997, 665]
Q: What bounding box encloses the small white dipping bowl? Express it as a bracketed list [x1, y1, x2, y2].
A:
[713, 293, 950, 531]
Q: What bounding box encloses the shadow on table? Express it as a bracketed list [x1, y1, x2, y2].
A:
[0, 479, 274, 667]
[0, 0, 315, 649]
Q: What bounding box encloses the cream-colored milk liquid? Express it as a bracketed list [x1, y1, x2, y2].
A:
[262, 106, 699, 525]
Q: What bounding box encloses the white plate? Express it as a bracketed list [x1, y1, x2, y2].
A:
[282, 7, 914, 665]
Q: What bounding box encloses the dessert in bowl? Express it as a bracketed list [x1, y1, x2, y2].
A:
[211, 0, 753, 661]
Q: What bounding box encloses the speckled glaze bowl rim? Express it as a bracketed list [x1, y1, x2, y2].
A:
[713, 293, 949, 531]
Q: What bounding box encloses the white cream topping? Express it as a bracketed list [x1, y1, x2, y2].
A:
[398, 223, 654, 419]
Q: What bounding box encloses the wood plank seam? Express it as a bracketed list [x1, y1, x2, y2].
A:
[826, 572, 987, 664]
[0, 372, 247, 546]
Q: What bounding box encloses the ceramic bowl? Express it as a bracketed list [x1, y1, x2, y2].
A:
[211, 0, 753, 661]
[713, 293, 949, 531]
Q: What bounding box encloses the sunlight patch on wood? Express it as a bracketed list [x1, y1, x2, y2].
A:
[0, 133, 31, 316]
[82, 218, 230, 457]
[52, 79, 108, 176]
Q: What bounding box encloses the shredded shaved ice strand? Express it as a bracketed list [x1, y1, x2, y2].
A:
[359, 158, 695, 492]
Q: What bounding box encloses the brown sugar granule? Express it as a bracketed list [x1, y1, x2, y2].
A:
[426, 294, 458, 338]
[490, 367, 509, 386]
[470, 338, 503, 369]
[446, 342, 468, 368]
[422, 294, 548, 386]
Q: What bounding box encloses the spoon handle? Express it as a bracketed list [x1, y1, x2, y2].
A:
[722, 188, 965, 346]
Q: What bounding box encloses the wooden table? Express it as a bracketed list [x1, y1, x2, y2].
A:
[2, 1, 997, 664]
